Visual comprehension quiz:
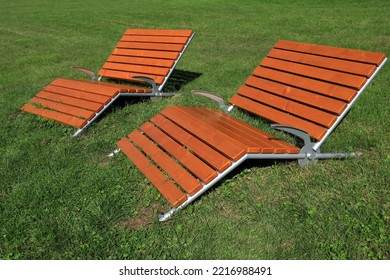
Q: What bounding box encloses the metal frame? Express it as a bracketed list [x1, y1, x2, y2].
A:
[158, 137, 361, 221]
[312, 58, 387, 151]
[191, 90, 229, 111]
[72, 66, 99, 80]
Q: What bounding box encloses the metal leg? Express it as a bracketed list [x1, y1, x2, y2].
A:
[269, 124, 362, 167]
[298, 151, 362, 167]
[159, 208, 178, 222]
[71, 128, 84, 138]
[108, 148, 121, 157]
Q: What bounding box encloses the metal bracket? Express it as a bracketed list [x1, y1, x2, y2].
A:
[108, 148, 121, 157]
[271, 124, 318, 167]
[271, 124, 362, 167]
[132, 76, 159, 95]
[191, 90, 229, 112]
[72, 66, 99, 80]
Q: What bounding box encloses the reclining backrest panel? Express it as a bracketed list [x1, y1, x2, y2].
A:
[98, 29, 194, 87]
[229, 40, 387, 142]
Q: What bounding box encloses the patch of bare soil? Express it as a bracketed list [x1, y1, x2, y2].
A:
[120, 202, 164, 229]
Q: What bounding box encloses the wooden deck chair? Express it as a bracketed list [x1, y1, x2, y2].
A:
[21, 29, 194, 137]
[114, 40, 387, 221]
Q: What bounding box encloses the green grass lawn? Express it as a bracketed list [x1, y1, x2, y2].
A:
[0, 0, 389, 259]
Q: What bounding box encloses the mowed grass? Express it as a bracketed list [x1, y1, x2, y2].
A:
[0, 0, 389, 259]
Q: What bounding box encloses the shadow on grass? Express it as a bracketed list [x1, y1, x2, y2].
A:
[198, 159, 294, 195]
[70, 69, 204, 137]
[98, 69, 202, 115]
[163, 69, 203, 93]
[120, 159, 297, 226]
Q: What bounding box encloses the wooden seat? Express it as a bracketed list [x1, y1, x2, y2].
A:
[117, 40, 387, 220]
[22, 78, 151, 129]
[21, 29, 194, 136]
[117, 106, 300, 207]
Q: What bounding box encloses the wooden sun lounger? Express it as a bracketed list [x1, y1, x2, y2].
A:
[21, 29, 194, 136]
[115, 40, 387, 221]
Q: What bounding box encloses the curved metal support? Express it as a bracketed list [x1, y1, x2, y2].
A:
[190, 90, 229, 112]
[72, 66, 99, 80]
[271, 124, 312, 148]
[271, 124, 362, 167]
[271, 124, 318, 167]
[132, 76, 159, 95]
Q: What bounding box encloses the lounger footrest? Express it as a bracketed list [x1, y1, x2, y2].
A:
[21, 103, 87, 128]
[118, 105, 300, 208]
[117, 138, 188, 208]
[22, 78, 152, 129]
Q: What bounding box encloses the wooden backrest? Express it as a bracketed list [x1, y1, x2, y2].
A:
[98, 29, 194, 89]
[229, 40, 387, 146]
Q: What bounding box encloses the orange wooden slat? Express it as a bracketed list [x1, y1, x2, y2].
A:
[112, 48, 180, 60]
[106, 55, 175, 68]
[117, 138, 187, 208]
[129, 130, 202, 196]
[150, 114, 232, 172]
[275, 40, 387, 66]
[267, 48, 376, 78]
[252, 67, 357, 102]
[181, 107, 262, 153]
[21, 103, 86, 128]
[230, 95, 327, 141]
[187, 107, 300, 154]
[43, 84, 110, 104]
[30, 97, 95, 120]
[261, 57, 367, 90]
[243, 75, 347, 115]
[117, 42, 185, 52]
[51, 78, 119, 97]
[101, 62, 170, 76]
[96, 29, 193, 86]
[200, 108, 300, 154]
[120, 35, 189, 45]
[180, 107, 270, 153]
[161, 106, 248, 161]
[236, 85, 337, 128]
[98, 69, 165, 85]
[36, 91, 103, 111]
[139, 122, 218, 184]
[78, 79, 151, 93]
[124, 29, 193, 37]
